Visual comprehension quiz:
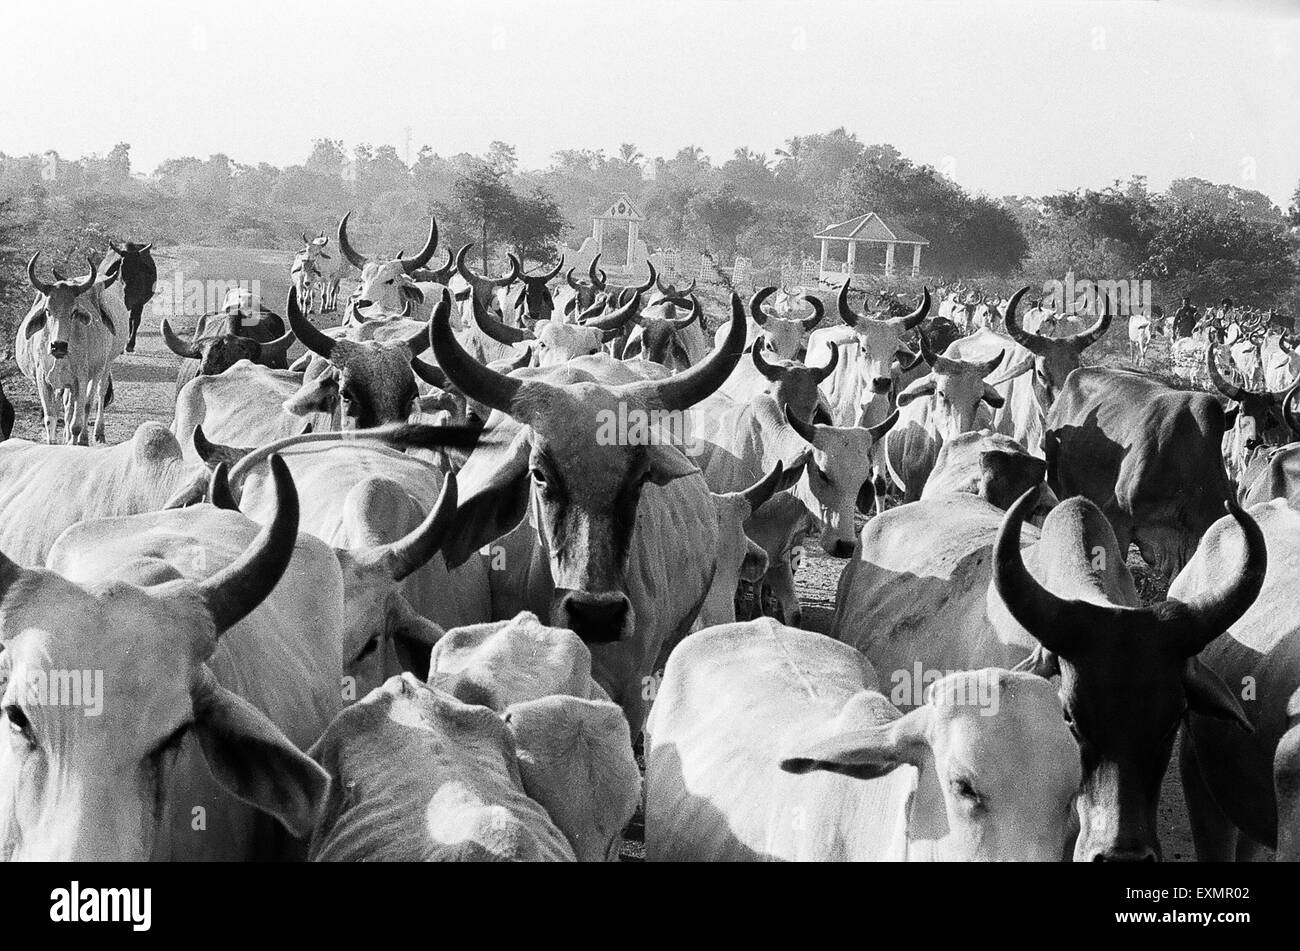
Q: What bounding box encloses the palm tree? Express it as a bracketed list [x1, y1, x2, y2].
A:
[618, 143, 643, 168]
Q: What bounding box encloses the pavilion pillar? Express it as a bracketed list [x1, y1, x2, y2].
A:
[846, 240, 857, 275]
[593, 218, 603, 250]
[884, 242, 896, 277]
[626, 221, 639, 268]
[911, 244, 922, 278]
[819, 239, 829, 274]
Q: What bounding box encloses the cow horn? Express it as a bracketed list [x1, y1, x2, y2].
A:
[399, 315, 434, 356]
[811, 342, 838, 383]
[286, 286, 336, 359]
[301, 231, 312, 246]
[974, 350, 1005, 378]
[430, 289, 524, 416]
[473, 294, 533, 345]
[1064, 287, 1112, 351]
[655, 273, 672, 295]
[584, 292, 640, 332]
[136, 242, 153, 254]
[534, 255, 565, 284]
[207, 463, 239, 511]
[801, 295, 825, 333]
[197, 454, 300, 637]
[665, 295, 700, 330]
[109, 241, 126, 256]
[412, 358, 450, 390]
[836, 279, 858, 327]
[867, 409, 900, 442]
[896, 348, 923, 372]
[566, 267, 583, 291]
[741, 460, 784, 512]
[625, 293, 746, 411]
[588, 254, 604, 288]
[337, 212, 370, 270]
[752, 341, 783, 381]
[367, 470, 459, 582]
[493, 253, 521, 288]
[398, 218, 439, 273]
[784, 405, 818, 445]
[1206, 343, 1245, 402]
[633, 260, 657, 294]
[889, 287, 931, 331]
[1162, 500, 1267, 656]
[1001, 287, 1047, 355]
[259, 330, 296, 361]
[750, 287, 776, 326]
[918, 330, 963, 374]
[161, 319, 202, 359]
[26, 253, 54, 296]
[993, 487, 1084, 658]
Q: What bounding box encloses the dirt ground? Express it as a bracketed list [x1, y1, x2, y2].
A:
[0, 256, 1196, 861]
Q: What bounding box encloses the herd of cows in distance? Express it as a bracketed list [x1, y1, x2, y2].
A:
[1, 212, 1297, 862]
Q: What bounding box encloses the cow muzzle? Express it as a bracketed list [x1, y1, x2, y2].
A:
[553, 589, 632, 644]
[49, 341, 69, 359]
[871, 377, 892, 393]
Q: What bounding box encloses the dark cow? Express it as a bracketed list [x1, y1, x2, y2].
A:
[1044, 367, 1232, 579]
[505, 257, 566, 327]
[454, 243, 522, 318]
[163, 302, 294, 393]
[108, 241, 157, 353]
[995, 488, 1265, 861]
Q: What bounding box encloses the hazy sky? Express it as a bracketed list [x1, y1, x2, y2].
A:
[2, 0, 1296, 206]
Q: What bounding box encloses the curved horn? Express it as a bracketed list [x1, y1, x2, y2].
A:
[1001, 286, 1047, 355]
[472, 294, 533, 346]
[1162, 500, 1267, 655]
[751, 340, 783, 381]
[411, 358, 449, 390]
[399, 315, 435, 356]
[161, 319, 202, 359]
[258, 329, 296, 362]
[584, 292, 640, 332]
[678, 277, 696, 296]
[1207, 343, 1245, 402]
[664, 295, 700, 330]
[302, 231, 312, 246]
[974, 350, 1005, 378]
[655, 272, 672, 295]
[812, 341, 839, 383]
[1064, 287, 1113, 351]
[495, 253, 522, 287]
[26, 253, 54, 296]
[366, 470, 459, 582]
[867, 409, 900, 442]
[836, 279, 858, 327]
[135, 242, 153, 254]
[399, 217, 439, 273]
[454, 243, 481, 285]
[783, 405, 818, 445]
[741, 461, 784, 512]
[993, 487, 1084, 657]
[429, 248, 456, 282]
[1284, 380, 1300, 438]
[587, 253, 604, 288]
[566, 266, 582, 291]
[534, 255, 565, 284]
[889, 287, 931, 331]
[801, 295, 825, 333]
[918, 331, 963, 375]
[897, 348, 923, 372]
[337, 212, 370, 270]
[429, 289, 524, 416]
[633, 259, 657, 294]
[207, 462, 239, 511]
[625, 293, 746, 411]
[286, 286, 336, 360]
[749, 287, 776, 326]
[197, 454, 300, 637]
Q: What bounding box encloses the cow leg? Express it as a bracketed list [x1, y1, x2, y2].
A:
[91, 374, 108, 444]
[126, 308, 140, 352]
[761, 563, 802, 628]
[36, 381, 57, 444]
[872, 471, 890, 516]
[1180, 735, 1240, 861]
[66, 380, 87, 446]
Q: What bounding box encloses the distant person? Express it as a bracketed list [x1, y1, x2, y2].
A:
[1172, 297, 1198, 339]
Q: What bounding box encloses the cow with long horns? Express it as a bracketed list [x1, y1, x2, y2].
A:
[338, 212, 443, 323]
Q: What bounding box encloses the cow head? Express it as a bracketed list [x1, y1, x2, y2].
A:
[426, 289, 745, 656]
[784, 405, 898, 557]
[838, 280, 929, 401]
[531, 295, 640, 367]
[1207, 342, 1298, 480]
[751, 341, 838, 424]
[750, 286, 823, 360]
[0, 457, 328, 860]
[622, 294, 699, 369]
[162, 317, 294, 377]
[24, 253, 105, 359]
[995, 490, 1264, 861]
[285, 287, 433, 428]
[564, 254, 609, 313]
[339, 212, 439, 320]
[898, 332, 1004, 439]
[455, 243, 522, 317]
[1003, 286, 1111, 407]
[506, 257, 565, 326]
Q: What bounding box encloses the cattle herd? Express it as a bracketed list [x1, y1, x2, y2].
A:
[1, 213, 1296, 863]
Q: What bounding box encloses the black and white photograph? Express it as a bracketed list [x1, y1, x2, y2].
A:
[0, 0, 1295, 921]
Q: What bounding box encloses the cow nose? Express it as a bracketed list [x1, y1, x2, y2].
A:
[871, 377, 892, 393]
[355, 298, 373, 309]
[49, 341, 68, 358]
[828, 539, 855, 558]
[556, 591, 631, 644]
[1091, 844, 1159, 862]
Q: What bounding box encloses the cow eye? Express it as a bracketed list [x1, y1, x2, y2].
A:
[5, 704, 34, 747]
[357, 635, 380, 660]
[530, 467, 549, 487]
[951, 777, 983, 807]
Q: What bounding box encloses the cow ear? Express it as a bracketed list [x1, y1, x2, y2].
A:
[1184, 657, 1253, 733]
[645, 444, 699, 486]
[402, 284, 426, 304]
[24, 311, 47, 338]
[1012, 644, 1059, 679]
[1224, 406, 1239, 426]
[191, 672, 330, 838]
[441, 430, 532, 569]
[981, 383, 1005, 408]
[895, 376, 935, 407]
[283, 374, 339, 416]
[780, 703, 933, 781]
